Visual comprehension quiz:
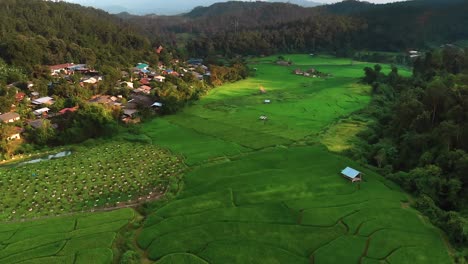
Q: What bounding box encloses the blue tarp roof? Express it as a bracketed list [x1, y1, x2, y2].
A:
[136, 63, 149, 69]
[188, 58, 203, 64]
[341, 167, 360, 178]
[68, 64, 87, 70]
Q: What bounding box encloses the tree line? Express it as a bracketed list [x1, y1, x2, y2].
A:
[353, 46, 468, 252]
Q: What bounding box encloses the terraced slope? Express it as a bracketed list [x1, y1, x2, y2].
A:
[138, 55, 451, 263]
[139, 147, 450, 263]
[143, 55, 408, 165]
[0, 209, 134, 264]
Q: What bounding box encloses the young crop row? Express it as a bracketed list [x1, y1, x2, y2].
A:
[0, 141, 185, 221]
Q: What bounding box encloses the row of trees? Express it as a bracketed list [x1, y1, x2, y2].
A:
[353, 46, 468, 248]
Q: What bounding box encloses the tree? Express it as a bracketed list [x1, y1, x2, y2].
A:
[424, 79, 449, 127]
[0, 125, 22, 158]
[34, 119, 56, 146]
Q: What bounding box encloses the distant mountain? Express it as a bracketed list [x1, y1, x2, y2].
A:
[319, 0, 374, 14]
[70, 0, 322, 15]
[184, 1, 315, 18]
[122, 0, 468, 56]
[321, 0, 467, 15]
[321, 0, 468, 50]
[98, 5, 129, 14]
[269, 0, 321, 8]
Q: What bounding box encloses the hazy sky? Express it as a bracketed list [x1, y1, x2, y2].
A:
[64, 0, 409, 15]
[321, 0, 406, 2]
[66, 0, 408, 5]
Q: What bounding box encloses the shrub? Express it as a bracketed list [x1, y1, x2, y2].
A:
[120, 250, 140, 264]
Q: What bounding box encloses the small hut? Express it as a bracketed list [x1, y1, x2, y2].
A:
[294, 69, 304, 75]
[340, 167, 362, 182]
[264, 99, 271, 104]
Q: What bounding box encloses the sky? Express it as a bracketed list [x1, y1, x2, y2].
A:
[64, 0, 409, 15]
[322, 0, 406, 2]
[66, 0, 407, 4]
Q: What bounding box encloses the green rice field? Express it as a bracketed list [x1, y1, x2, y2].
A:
[0, 209, 134, 264]
[137, 55, 452, 263]
[0, 54, 451, 263]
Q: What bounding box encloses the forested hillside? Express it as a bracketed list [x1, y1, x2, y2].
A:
[355, 46, 468, 247]
[323, 0, 468, 50]
[121, 0, 468, 56]
[0, 0, 154, 72]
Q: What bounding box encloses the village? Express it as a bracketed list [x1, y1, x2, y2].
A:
[0, 56, 212, 158]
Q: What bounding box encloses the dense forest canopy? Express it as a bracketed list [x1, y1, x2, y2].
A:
[0, 0, 155, 72]
[119, 0, 468, 56]
[354, 46, 468, 246]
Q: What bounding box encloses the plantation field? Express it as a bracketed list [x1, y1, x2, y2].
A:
[0, 208, 134, 264]
[138, 55, 451, 263]
[0, 141, 184, 221]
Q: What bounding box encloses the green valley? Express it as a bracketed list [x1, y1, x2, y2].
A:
[0, 54, 454, 263]
[134, 55, 450, 263]
[1, 0, 468, 262]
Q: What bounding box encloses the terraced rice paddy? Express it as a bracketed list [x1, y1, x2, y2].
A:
[0, 209, 134, 264]
[0, 141, 184, 221]
[137, 55, 452, 263]
[0, 54, 452, 263]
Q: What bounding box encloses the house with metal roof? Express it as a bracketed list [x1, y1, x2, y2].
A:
[136, 63, 149, 71]
[32, 96, 54, 105]
[341, 167, 362, 182]
[33, 107, 50, 116]
[151, 102, 163, 108]
[0, 112, 20, 123]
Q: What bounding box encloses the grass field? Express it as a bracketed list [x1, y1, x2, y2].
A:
[137, 55, 451, 263]
[0, 208, 134, 264]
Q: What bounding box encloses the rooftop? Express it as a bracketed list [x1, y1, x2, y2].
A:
[32, 97, 54, 105]
[341, 167, 361, 179]
[0, 112, 20, 122]
[49, 63, 74, 71]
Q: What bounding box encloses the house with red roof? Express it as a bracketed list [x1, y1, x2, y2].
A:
[49, 63, 75, 75]
[58, 106, 78, 115]
[15, 92, 26, 102]
[140, 78, 150, 85]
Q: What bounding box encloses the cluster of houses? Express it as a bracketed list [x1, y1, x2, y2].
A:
[126, 59, 210, 94]
[0, 57, 212, 143]
[115, 59, 211, 121]
[0, 90, 76, 141]
[293, 68, 328, 78]
[49, 63, 102, 85]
